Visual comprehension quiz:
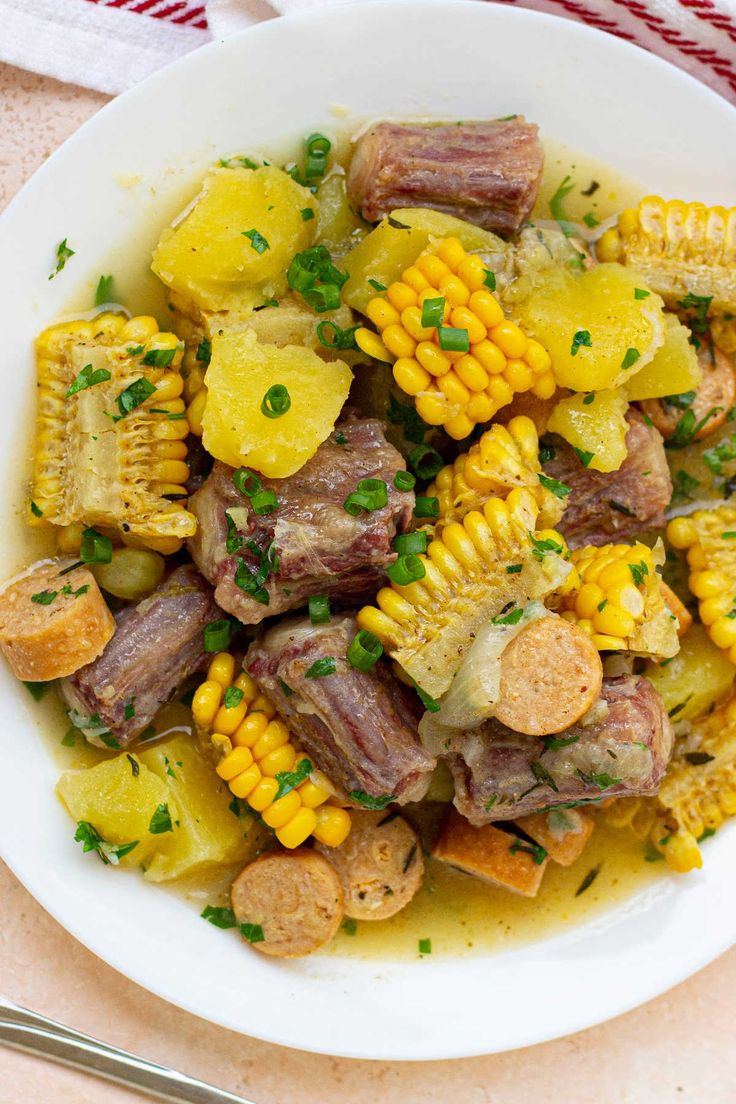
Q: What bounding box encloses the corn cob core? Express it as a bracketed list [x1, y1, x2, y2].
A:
[428, 415, 564, 531]
[357, 486, 571, 698]
[31, 312, 196, 554]
[192, 653, 351, 850]
[596, 196, 736, 312]
[559, 542, 659, 651]
[668, 508, 736, 665]
[355, 237, 555, 440]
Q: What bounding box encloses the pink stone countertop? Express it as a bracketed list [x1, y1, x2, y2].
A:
[0, 59, 734, 1104]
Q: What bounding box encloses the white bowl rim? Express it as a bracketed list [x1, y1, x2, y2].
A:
[1, 0, 736, 1061]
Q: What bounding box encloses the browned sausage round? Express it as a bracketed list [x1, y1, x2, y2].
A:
[231, 849, 343, 958]
[0, 560, 115, 681]
[314, 809, 424, 921]
[495, 615, 603, 736]
[640, 341, 735, 442]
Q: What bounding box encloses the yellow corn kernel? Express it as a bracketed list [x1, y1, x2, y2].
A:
[355, 327, 392, 363]
[438, 370, 471, 406]
[251, 694, 277, 719]
[710, 616, 736, 650]
[216, 745, 255, 782]
[416, 340, 452, 378]
[595, 227, 622, 263]
[455, 354, 489, 392]
[402, 265, 431, 294]
[252, 719, 291, 761]
[415, 392, 450, 426]
[525, 338, 552, 375]
[593, 604, 637, 638]
[366, 297, 401, 330]
[504, 358, 533, 392]
[297, 778, 330, 809]
[490, 320, 527, 359]
[466, 392, 495, 423]
[207, 652, 236, 688]
[574, 582, 606, 620]
[468, 289, 504, 329]
[187, 388, 207, 437]
[451, 305, 486, 345]
[232, 711, 270, 748]
[213, 697, 249, 737]
[387, 281, 417, 312]
[56, 522, 85, 553]
[661, 830, 703, 873]
[382, 324, 417, 359]
[234, 671, 259, 701]
[192, 680, 223, 729]
[401, 305, 434, 342]
[276, 807, 319, 849]
[416, 253, 451, 286]
[312, 806, 352, 847]
[439, 275, 470, 308]
[689, 569, 731, 600]
[436, 237, 467, 271]
[445, 412, 475, 440]
[229, 762, 262, 799]
[261, 790, 302, 829]
[259, 743, 298, 777]
[393, 357, 432, 396]
[247, 777, 280, 812]
[473, 340, 506, 375]
[456, 255, 488, 292]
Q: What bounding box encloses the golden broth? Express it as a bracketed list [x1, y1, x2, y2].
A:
[18, 127, 677, 960]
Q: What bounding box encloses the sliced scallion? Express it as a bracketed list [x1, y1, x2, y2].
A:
[347, 629, 383, 672]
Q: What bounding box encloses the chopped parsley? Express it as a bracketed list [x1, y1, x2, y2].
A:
[575, 864, 601, 896]
[274, 758, 313, 801]
[703, 434, 736, 476]
[677, 291, 712, 336]
[123, 700, 136, 721]
[634, 288, 650, 300]
[242, 229, 270, 253]
[95, 274, 115, 306]
[66, 363, 112, 398]
[621, 347, 640, 370]
[582, 393, 595, 405]
[418, 938, 432, 955]
[538, 473, 571, 499]
[368, 278, 387, 292]
[300, 208, 315, 221]
[31, 590, 57, 605]
[628, 560, 649, 587]
[201, 906, 237, 929]
[543, 733, 580, 752]
[29, 500, 43, 518]
[305, 656, 336, 678]
[348, 790, 396, 810]
[224, 687, 244, 709]
[142, 347, 177, 368]
[23, 681, 47, 701]
[49, 238, 74, 279]
[196, 338, 211, 364]
[492, 607, 524, 626]
[115, 377, 156, 418]
[74, 821, 138, 865]
[506, 563, 523, 574]
[148, 803, 173, 834]
[669, 469, 700, 505]
[573, 447, 594, 467]
[575, 769, 621, 791]
[509, 839, 548, 865]
[570, 330, 592, 357]
[240, 923, 265, 944]
[531, 760, 559, 791]
[529, 532, 563, 561]
[342, 918, 358, 936]
[549, 175, 576, 236]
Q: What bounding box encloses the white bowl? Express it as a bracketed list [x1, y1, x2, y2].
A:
[1, 0, 735, 1061]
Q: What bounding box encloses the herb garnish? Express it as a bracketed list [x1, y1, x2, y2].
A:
[274, 758, 313, 801]
[539, 473, 571, 499]
[74, 821, 138, 865]
[66, 363, 112, 398]
[305, 657, 336, 679]
[349, 790, 396, 810]
[49, 238, 74, 279]
[149, 803, 173, 834]
[570, 330, 592, 356]
[242, 229, 270, 253]
[575, 864, 601, 896]
[509, 839, 548, 864]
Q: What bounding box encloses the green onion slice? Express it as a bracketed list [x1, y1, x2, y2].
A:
[393, 471, 416, 492]
[409, 444, 443, 481]
[347, 629, 383, 672]
[437, 325, 469, 353]
[232, 467, 261, 496]
[80, 527, 113, 565]
[394, 531, 428, 555]
[420, 297, 445, 329]
[387, 554, 426, 586]
[414, 496, 440, 519]
[261, 385, 291, 419]
[343, 478, 388, 516]
[309, 595, 331, 624]
[305, 132, 331, 179]
[204, 619, 232, 652]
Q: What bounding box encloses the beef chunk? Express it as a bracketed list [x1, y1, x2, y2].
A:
[425, 676, 673, 824]
[347, 117, 544, 237]
[247, 614, 435, 804]
[187, 417, 413, 625]
[544, 411, 672, 548]
[60, 565, 221, 748]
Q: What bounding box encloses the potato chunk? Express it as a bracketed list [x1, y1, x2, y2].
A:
[644, 623, 734, 723]
[139, 734, 266, 882]
[151, 166, 315, 311]
[547, 388, 630, 473]
[202, 329, 352, 477]
[57, 754, 171, 866]
[518, 263, 666, 392]
[623, 313, 701, 401]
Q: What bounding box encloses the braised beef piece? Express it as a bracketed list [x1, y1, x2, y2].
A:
[60, 565, 220, 748]
[188, 417, 414, 625]
[347, 118, 544, 237]
[543, 411, 672, 548]
[247, 614, 435, 804]
[427, 676, 673, 824]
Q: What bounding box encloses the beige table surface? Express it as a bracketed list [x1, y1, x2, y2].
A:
[0, 59, 733, 1104]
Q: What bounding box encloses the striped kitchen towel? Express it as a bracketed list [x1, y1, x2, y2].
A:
[0, 0, 734, 102]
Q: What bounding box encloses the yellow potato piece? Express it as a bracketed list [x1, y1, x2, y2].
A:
[341, 219, 431, 313]
[518, 262, 666, 391]
[644, 623, 734, 724]
[316, 173, 365, 253]
[623, 313, 701, 401]
[56, 754, 172, 866]
[151, 166, 315, 312]
[547, 388, 629, 473]
[202, 329, 352, 477]
[390, 207, 505, 252]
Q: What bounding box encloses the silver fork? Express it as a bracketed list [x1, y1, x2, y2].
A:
[0, 995, 252, 1103]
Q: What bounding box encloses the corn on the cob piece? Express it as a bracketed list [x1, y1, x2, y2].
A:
[355, 237, 556, 441]
[356, 487, 571, 698]
[668, 508, 736, 665]
[192, 653, 351, 850]
[428, 415, 565, 532]
[596, 196, 736, 313]
[31, 312, 196, 554]
[558, 540, 679, 658]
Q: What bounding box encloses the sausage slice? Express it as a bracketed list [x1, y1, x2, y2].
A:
[314, 809, 424, 920]
[231, 849, 343, 958]
[495, 615, 603, 736]
[0, 560, 115, 681]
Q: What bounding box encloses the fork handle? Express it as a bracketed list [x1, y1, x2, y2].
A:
[0, 1012, 250, 1104]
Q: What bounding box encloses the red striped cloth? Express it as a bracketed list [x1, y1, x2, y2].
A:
[0, 0, 734, 101]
